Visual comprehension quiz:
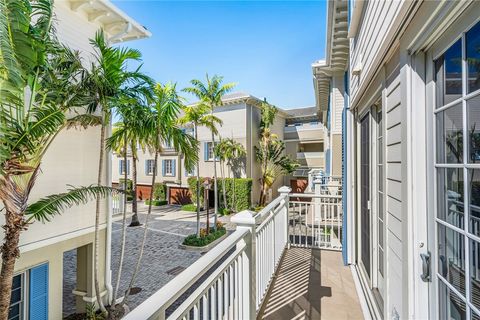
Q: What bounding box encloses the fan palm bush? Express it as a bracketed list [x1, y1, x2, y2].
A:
[0, 1, 118, 318]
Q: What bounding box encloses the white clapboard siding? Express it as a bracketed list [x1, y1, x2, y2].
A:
[350, 0, 403, 103]
[385, 53, 404, 318]
[331, 75, 345, 134]
[21, 4, 109, 246]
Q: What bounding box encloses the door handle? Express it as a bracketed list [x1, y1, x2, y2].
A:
[420, 252, 431, 282]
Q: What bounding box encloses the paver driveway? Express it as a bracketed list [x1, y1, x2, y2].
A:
[63, 204, 232, 317]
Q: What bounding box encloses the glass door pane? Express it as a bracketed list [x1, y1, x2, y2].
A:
[361, 113, 371, 277]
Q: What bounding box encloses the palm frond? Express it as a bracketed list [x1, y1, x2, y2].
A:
[25, 185, 120, 223]
[66, 114, 102, 130]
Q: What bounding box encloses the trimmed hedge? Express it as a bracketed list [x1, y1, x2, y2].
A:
[145, 199, 167, 206]
[153, 183, 167, 201]
[187, 177, 252, 212]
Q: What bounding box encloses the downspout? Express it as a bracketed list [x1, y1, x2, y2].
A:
[105, 122, 113, 304]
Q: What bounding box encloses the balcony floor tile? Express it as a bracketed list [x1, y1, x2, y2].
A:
[258, 248, 363, 320]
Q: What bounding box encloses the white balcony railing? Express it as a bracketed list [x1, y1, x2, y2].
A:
[124, 183, 342, 319]
[284, 122, 324, 132]
[112, 193, 124, 215]
[296, 151, 324, 159]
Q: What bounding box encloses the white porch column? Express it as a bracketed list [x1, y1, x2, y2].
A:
[231, 210, 257, 318]
[277, 186, 291, 250]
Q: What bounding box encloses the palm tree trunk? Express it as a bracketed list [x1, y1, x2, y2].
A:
[111, 134, 129, 308]
[94, 121, 108, 313]
[129, 145, 140, 227]
[229, 165, 235, 212]
[211, 129, 218, 228]
[0, 211, 23, 320]
[221, 160, 227, 212]
[122, 150, 158, 307]
[195, 124, 201, 237]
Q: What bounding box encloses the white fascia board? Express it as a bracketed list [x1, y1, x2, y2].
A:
[348, 0, 365, 38]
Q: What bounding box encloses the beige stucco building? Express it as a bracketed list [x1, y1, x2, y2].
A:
[283, 107, 326, 192]
[0, 1, 150, 319]
[112, 93, 326, 206]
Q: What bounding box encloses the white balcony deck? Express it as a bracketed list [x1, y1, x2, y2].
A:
[123, 181, 364, 320]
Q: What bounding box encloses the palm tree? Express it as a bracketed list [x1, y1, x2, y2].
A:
[183, 75, 235, 227]
[120, 83, 198, 310]
[214, 139, 228, 211]
[255, 101, 299, 206]
[0, 1, 118, 318]
[106, 96, 151, 309]
[223, 138, 246, 212]
[178, 103, 222, 236]
[84, 30, 153, 313]
[108, 97, 151, 227]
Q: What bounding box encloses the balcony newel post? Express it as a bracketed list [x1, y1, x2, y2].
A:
[231, 210, 257, 319]
[278, 186, 292, 249]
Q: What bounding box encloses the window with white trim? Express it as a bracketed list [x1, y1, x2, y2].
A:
[119, 159, 130, 175]
[164, 159, 174, 176]
[186, 166, 196, 177]
[145, 159, 155, 175]
[205, 142, 219, 161]
[9, 274, 24, 320]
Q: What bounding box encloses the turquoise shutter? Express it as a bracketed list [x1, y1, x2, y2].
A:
[204, 142, 208, 161]
[172, 160, 176, 176]
[29, 263, 48, 320]
[162, 160, 166, 176]
[127, 160, 130, 175]
[145, 160, 148, 175]
[119, 160, 122, 175]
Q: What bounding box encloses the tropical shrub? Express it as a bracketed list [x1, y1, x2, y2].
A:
[153, 182, 167, 201]
[183, 222, 226, 247]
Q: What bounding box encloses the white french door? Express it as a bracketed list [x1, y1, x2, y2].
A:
[430, 16, 480, 320]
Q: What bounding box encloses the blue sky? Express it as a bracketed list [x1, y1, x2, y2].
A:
[113, 1, 327, 109]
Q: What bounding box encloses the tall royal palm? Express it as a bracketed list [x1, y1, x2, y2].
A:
[178, 103, 222, 236]
[0, 1, 117, 318]
[84, 30, 153, 313]
[120, 83, 198, 308]
[183, 75, 235, 226]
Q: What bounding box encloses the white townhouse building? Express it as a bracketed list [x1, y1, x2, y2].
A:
[111, 93, 328, 206]
[315, 0, 480, 319]
[1, 1, 150, 319]
[112, 92, 288, 205]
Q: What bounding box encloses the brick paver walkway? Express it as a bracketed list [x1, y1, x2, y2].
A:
[63, 204, 232, 318]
